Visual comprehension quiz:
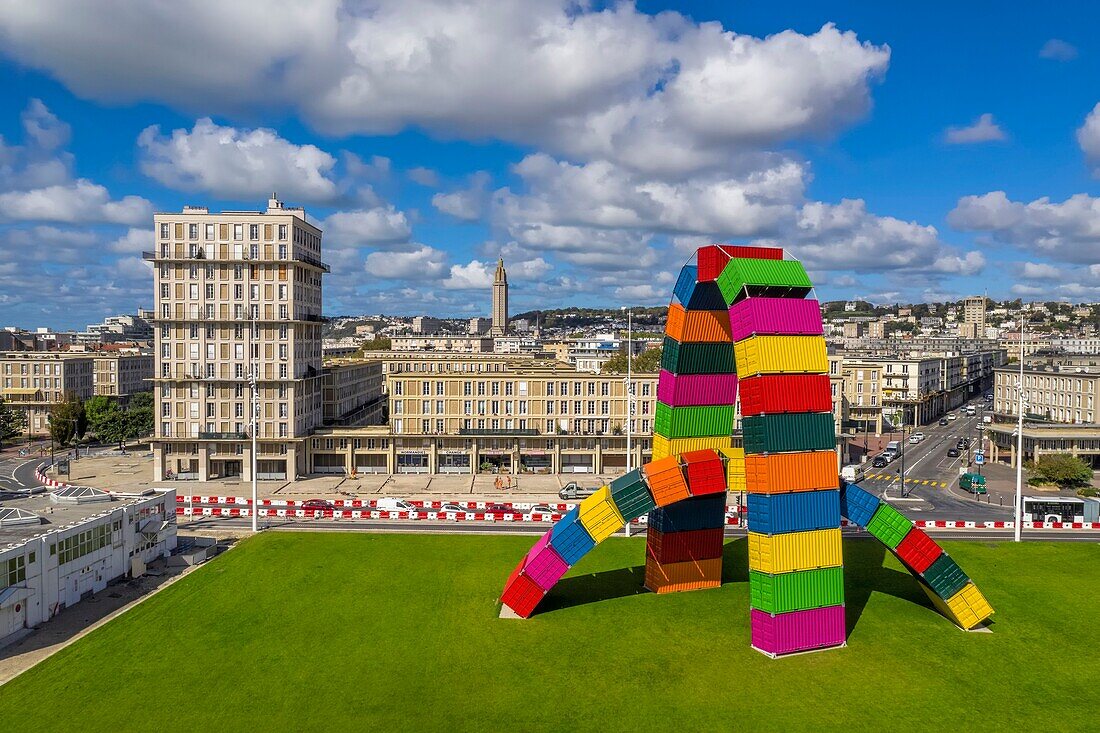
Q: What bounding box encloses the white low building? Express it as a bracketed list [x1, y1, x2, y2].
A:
[0, 489, 177, 646]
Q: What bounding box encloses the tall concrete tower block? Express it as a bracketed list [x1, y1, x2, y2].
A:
[491, 258, 509, 337]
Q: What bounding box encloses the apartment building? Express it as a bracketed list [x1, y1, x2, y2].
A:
[411, 316, 443, 335]
[963, 296, 987, 332]
[322, 362, 385, 426]
[566, 335, 647, 373]
[0, 353, 94, 435]
[389, 335, 493, 353]
[993, 365, 1100, 425]
[92, 353, 153, 401]
[147, 197, 327, 481]
[309, 366, 659, 475]
[829, 355, 885, 434]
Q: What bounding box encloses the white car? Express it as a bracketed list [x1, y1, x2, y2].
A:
[908, 432, 925, 444]
[947, 413, 958, 421]
[376, 497, 416, 512]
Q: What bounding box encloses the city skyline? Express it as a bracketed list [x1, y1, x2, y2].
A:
[1, 2, 1100, 329]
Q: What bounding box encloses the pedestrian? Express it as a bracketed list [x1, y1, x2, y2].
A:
[494, 476, 502, 491]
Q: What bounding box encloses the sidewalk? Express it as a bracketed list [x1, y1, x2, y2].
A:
[44, 454, 620, 502]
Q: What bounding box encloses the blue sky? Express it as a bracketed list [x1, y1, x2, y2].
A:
[1, 1, 1099, 330]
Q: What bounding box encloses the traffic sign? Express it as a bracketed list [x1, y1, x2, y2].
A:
[974, 452, 985, 465]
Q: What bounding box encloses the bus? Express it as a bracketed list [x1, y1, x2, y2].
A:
[1022, 496, 1100, 523]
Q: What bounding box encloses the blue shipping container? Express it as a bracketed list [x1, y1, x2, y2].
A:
[648, 493, 727, 533]
[685, 281, 729, 311]
[839, 481, 880, 527]
[747, 490, 840, 535]
[673, 264, 698, 306]
[549, 507, 596, 565]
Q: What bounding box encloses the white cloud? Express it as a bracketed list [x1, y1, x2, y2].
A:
[21, 98, 70, 150]
[945, 113, 1006, 144]
[138, 118, 339, 202]
[1076, 103, 1100, 176]
[364, 245, 447, 279]
[432, 171, 491, 221]
[110, 227, 153, 253]
[322, 207, 412, 248]
[1018, 262, 1062, 280]
[0, 179, 151, 225]
[948, 191, 1100, 263]
[0, 3, 889, 175]
[407, 167, 440, 187]
[442, 259, 495, 290]
[1039, 39, 1077, 61]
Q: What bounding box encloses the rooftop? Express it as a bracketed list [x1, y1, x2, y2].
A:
[0, 490, 169, 549]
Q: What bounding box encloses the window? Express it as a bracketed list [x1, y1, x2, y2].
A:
[234, 224, 244, 241]
[205, 223, 215, 240]
[189, 223, 198, 239]
[279, 224, 288, 241]
[250, 224, 259, 240]
[278, 244, 287, 259]
[160, 223, 169, 239]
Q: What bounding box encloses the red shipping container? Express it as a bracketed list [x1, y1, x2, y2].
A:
[680, 449, 727, 495]
[501, 567, 547, 618]
[739, 374, 833, 416]
[894, 527, 943, 574]
[698, 245, 783, 282]
[646, 527, 725, 564]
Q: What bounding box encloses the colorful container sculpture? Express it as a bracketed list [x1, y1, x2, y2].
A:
[499, 245, 994, 651]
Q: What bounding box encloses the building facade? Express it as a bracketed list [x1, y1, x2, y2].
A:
[993, 365, 1100, 425]
[0, 353, 94, 435]
[92, 354, 153, 401]
[147, 197, 328, 481]
[322, 362, 385, 426]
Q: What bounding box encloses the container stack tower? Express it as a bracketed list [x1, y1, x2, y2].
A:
[715, 247, 847, 657]
[644, 248, 747, 593]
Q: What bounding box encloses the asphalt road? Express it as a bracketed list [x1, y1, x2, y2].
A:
[179, 515, 1100, 541]
[0, 456, 47, 495]
[852, 397, 1007, 520]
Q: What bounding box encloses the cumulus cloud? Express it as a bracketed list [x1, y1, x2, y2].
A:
[948, 191, 1100, 263]
[1076, 103, 1100, 176]
[364, 245, 448, 279]
[21, 98, 70, 150]
[321, 207, 412, 248]
[432, 171, 491, 221]
[945, 113, 1007, 144]
[1039, 39, 1077, 61]
[0, 3, 889, 175]
[0, 179, 151, 225]
[407, 167, 440, 187]
[138, 118, 339, 202]
[110, 227, 154, 253]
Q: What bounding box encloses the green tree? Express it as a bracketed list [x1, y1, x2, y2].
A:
[356, 338, 391, 354]
[0, 399, 26, 446]
[126, 392, 154, 440]
[601, 347, 662, 374]
[84, 395, 114, 437]
[1026, 454, 1094, 488]
[49, 393, 87, 447]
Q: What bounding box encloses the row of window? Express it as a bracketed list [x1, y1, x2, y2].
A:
[390, 380, 652, 397]
[391, 399, 649, 418]
[49, 523, 117, 566]
[391, 418, 651, 435]
[3, 555, 27, 588]
[161, 222, 289, 242]
[160, 283, 290, 301]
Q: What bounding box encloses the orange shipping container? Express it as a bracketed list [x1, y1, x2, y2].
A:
[745, 451, 838, 494]
[665, 303, 732, 343]
[643, 455, 691, 506]
[645, 557, 723, 593]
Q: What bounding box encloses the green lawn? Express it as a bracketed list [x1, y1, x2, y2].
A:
[1, 533, 1097, 731]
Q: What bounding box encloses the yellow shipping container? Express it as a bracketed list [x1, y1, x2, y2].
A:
[734, 335, 828, 377]
[652, 435, 733, 461]
[578, 486, 625, 542]
[747, 528, 842, 573]
[922, 581, 994, 630]
[723, 447, 746, 493]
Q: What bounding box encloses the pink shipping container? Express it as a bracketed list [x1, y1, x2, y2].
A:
[657, 371, 739, 407]
[728, 297, 823, 342]
[750, 604, 846, 656]
[523, 531, 570, 591]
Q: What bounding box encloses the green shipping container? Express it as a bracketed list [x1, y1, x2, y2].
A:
[609, 468, 656, 520]
[654, 403, 734, 438]
[749, 567, 845, 614]
[923, 554, 969, 600]
[741, 412, 835, 454]
[716, 259, 813, 304]
[865, 504, 912, 549]
[661, 337, 736, 375]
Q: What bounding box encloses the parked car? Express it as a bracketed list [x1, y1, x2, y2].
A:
[376, 497, 416, 512]
[984, 393, 994, 400]
[528, 504, 555, 515]
[938, 418, 949, 426]
[959, 472, 987, 494]
[947, 448, 961, 458]
[871, 455, 890, 469]
[841, 464, 866, 483]
[484, 503, 511, 514]
[559, 482, 597, 500]
[982, 415, 992, 424]
[438, 502, 466, 513]
[302, 499, 333, 511]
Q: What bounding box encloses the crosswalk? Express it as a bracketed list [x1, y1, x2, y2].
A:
[861, 473, 949, 488]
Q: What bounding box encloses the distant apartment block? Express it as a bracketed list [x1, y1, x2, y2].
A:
[412, 316, 443, 335]
[0, 353, 94, 435]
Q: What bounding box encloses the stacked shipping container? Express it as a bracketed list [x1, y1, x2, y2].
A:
[645, 249, 738, 593]
[839, 482, 994, 630]
[725, 248, 847, 657]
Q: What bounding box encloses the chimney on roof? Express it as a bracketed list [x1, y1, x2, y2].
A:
[267, 193, 283, 212]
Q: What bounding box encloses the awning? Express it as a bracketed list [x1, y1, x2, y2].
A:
[1, 388, 40, 395]
[0, 585, 32, 609]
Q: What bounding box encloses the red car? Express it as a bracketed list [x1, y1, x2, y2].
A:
[302, 499, 334, 511]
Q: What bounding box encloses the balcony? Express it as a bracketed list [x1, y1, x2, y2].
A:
[142, 251, 156, 261]
[458, 428, 541, 436]
[294, 253, 331, 272]
[198, 432, 250, 440]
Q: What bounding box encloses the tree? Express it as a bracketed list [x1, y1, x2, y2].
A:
[0, 399, 26, 446]
[601, 347, 662, 375]
[356, 338, 391, 354]
[1026, 454, 1093, 489]
[49, 393, 87, 447]
[127, 392, 154, 440]
[84, 395, 114, 438]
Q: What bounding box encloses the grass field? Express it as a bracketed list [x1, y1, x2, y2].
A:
[1, 533, 1098, 731]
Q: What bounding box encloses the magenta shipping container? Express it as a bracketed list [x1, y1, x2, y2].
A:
[657, 371, 739, 407]
[728, 297, 824, 342]
[750, 604, 846, 656]
[523, 531, 570, 591]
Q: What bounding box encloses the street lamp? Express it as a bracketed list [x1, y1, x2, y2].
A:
[1014, 306, 1028, 543]
[620, 306, 634, 539]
